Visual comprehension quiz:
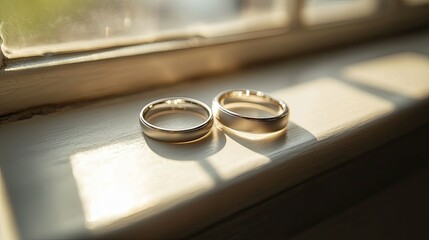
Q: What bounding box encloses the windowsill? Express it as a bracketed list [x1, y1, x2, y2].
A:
[1, 30, 429, 239]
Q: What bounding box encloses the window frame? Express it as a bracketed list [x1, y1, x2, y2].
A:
[0, 0, 429, 119]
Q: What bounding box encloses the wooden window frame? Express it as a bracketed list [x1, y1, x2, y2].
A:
[0, 0, 429, 118]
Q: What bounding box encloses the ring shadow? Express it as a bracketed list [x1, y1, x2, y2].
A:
[217, 122, 288, 156]
[144, 127, 227, 183]
[143, 121, 317, 183]
[217, 121, 318, 159]
[143, 127, 226, 161]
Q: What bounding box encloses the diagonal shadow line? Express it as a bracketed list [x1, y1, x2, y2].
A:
[336, 73, 419, 105]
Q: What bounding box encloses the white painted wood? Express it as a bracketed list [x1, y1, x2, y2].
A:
[0, 31, 429, 239]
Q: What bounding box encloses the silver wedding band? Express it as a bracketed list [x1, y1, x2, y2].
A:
[212, 89, 289, 133]
[140, 90, 289, 142]
[139, 97, 213, 142]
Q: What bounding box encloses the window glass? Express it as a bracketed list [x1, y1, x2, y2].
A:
[0, 0, 289, 58]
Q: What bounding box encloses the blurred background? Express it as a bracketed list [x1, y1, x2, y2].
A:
[3, 0, 427, 58]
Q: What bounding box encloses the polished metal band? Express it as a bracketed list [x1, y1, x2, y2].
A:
[212, 89, 289, 133]
[139, 97, 213, 142]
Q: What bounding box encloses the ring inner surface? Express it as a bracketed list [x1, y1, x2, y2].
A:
[144, 100, 209, 130]
[220, 91, 283, 118]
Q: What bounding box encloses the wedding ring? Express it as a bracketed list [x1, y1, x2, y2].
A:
[212, 89, 289, 133]
[139, 97, 213, 142]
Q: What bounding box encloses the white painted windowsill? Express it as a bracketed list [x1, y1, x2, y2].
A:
[1, 30, 429, 239]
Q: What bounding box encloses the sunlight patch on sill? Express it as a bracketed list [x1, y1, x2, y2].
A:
[70, 139, 217, 230]
[69, 123, 277, 231]
[343, 52, 429, 100]
[273, 78, 395, 140]
[0, 169, 19, 240]
[69, 125, 274, 232]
